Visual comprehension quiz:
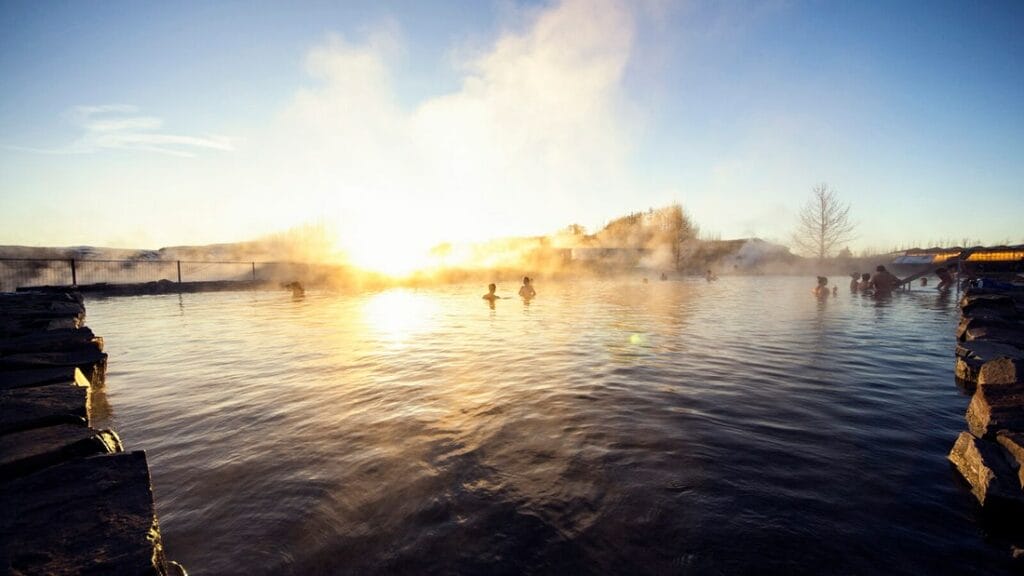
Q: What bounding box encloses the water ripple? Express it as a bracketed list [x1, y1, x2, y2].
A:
[83, 278, 1014, 575]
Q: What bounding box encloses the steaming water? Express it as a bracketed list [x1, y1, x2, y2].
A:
[84, 278, 1015, 575]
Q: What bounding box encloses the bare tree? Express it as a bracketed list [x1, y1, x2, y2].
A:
[792, 183, 856, 260]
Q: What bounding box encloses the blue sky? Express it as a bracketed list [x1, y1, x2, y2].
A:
[1, 0, 1022, 257]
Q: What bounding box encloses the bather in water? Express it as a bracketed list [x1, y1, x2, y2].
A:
[812, 276, 830, 297]
[518, 276, 536, 300]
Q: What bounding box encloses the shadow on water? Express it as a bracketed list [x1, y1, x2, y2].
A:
[81, 278, 1017, 575]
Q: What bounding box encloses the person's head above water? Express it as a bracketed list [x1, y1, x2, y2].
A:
[861, 273, 870, 281]
[522, 276, 530, 285]
[488, 283, 496, 294]
[817, 276, 828, 286]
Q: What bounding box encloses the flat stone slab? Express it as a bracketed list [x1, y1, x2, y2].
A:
[0, 385, 89, 434]
[997, 431, 1024, 489]
[0, 326, 100, 354]
[964, 325, 1024, 348]
[967, 381, 1024, 438]
[949, 431, 1024, 513]
[0, 424, 122, 481]
[955, 340, 1024, 384]
[980, 358, 1024, 387]
[962, 294, 1022, 317]
[0, 347, 108, 385]
[0, 451, 168, 576]
[0, 316, 83, 338]
[0, 366, 90, 390]
[0, 294, 86, 338]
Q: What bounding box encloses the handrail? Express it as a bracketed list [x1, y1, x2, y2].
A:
[0, 257, 266, 265]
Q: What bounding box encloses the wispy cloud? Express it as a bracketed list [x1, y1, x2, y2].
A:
[12, 105, 233, 157]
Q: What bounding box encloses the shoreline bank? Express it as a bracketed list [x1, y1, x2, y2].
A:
[0, 291, 184, 575]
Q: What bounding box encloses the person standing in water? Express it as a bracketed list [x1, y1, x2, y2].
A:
[850, 273, 861, 291]
[936, 266, 954, 291]
[813, 276, 830, 297]
[518, 276, 536, 299]
[858, 273, 872, 292]
[483, 283, 501, 302]
[870, 265, 903, 294]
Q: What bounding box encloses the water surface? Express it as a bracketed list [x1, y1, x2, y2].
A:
[85, 277, 1013, 575]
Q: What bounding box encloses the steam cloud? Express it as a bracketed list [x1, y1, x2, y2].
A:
[245, 0, 639, 264]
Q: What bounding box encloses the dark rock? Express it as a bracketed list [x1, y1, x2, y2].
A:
[955, 340, 1024, 385]
[948, 431, 1024, 512]
[0, 291, 83, 306]
[997, 431, 1024, 489]
[957, 312, 1024, 341]
[0, 385, 89, 434]
[0, 293, 87, 338]
[966, 382, 1024, 438]
[962, 294, 1020, 317]
[0, 316, 82, 338]
[0, 366, 90, 390]
[964, 325, 1024, 349]
[0, 424, 122, 481]
[0, 326, 100, 354]
[0, 346, 107, 385]
[0, 451, 169, 576]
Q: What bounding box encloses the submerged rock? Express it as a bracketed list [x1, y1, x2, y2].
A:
[948, 431, 1024, 513]
[0, 451, 168, 576]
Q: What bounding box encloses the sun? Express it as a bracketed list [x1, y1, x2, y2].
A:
[342, 231, 436, 278]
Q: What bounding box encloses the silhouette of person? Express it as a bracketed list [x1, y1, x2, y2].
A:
[858, 273, 872, 292]
[870, 265, 902, 294]
[936, 267, 954, 291]
[518, 276, 536, 300]
[813, 276, 830, 297]
[483, 283, 501, 303]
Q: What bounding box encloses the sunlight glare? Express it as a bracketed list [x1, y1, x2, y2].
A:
[362, 289, 438, 344]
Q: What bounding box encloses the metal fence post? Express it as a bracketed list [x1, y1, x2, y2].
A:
[251, 262, 256, 282]
[70, 259, 77, 286]
[177, 261, 182, 284]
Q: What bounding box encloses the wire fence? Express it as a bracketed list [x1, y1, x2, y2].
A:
[0, 258, 264, 292]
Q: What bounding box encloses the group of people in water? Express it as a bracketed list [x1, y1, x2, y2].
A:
[483, 276, 535, 306]
[814, 265, 904, 297]
[814, 264, 955, 297]
[485, 263, 956, 305]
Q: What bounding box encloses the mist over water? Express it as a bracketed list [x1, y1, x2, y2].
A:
[85, 278, 1014, 575]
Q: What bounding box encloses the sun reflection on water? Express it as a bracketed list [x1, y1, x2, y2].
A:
[361, 289, 439, 345]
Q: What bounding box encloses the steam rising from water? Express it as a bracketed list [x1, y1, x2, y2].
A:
[244, 0, 638, 269]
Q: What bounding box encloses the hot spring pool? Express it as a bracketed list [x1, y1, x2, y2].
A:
[83, 277, 1013, 575]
